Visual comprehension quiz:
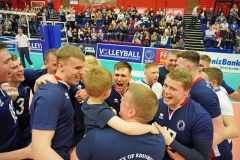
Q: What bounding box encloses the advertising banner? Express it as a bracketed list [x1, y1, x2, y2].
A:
[97, 44, 143, 63]
[166, 8, 185, 18]
[79, 0, 116, 6]
[29, 40, 44, 53]
[84, 44, 97, 57]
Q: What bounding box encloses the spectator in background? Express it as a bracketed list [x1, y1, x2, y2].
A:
[215, 27, 223, 48]
[222, 28, 234, 49]
[229, 4, 238, 24]
[47, 0, 54, 18]
[199, 7, 207, 24]
[132, 31, 141, 44]
[190, 5, 199, 28]
[142, 31, 150, 47]
[67, 27, 73, 42]
[72, 28, 78, 43]
[107, 24, 113, 40]
[3, 25, 12, 36]
[160, 32, 168, 47]
[216, 12, 226, 25]
[203, 26, 215, 47]
[6, 0, 12, 10]
[77, 11, 83, 24]
[207, 7, 213, 23]
[59, 5, 65, 22]
[114, 6, 120, 14]
[150, 31, 158, 47]
[84, 28, 92, 44]
[178, 37, 185, 49]
[215, 8, 223, 18]
[0, 27, 3, 36]
[125, 12, 130, 20]
[77, 28, 84, 42]
[4, 18, 12, 31]
[166, 13, 174, 27]
[220, 20, 229, 31]
[148, 24, 155, 36]
[154, 18, 159, 29]
[229, 20, 238, 37]
[119, 23, 128, 42]
[98, 29, 104, 43]
[235, 28, 240, 48]
[170, 33, 178, 49]
[174, 13, 183, 28]
[117, 11, 124, 23]
[212, 21, 220, 31]
[91, 28, 98, 44]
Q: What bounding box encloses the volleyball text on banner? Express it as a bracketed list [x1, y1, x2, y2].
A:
[79, 0, 116, 6]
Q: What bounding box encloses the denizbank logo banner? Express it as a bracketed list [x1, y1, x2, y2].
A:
[97, 44, 143, 63]
[200, 52, 240, 74]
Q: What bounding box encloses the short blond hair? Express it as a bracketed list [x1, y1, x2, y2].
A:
[56, 45, 85, 64]
[177, 50, 200, 67]
[84, 66, 112, 97]
[200, 54, 211, 65]
[202, 67, 223, 86]
[128, 83, 158, 123]
[166, 68, 193, 90]
[85, 55, 100, 67]
[144, 62, 158, 71]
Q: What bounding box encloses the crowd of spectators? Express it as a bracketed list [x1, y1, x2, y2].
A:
[59, 5, 186, 49]
[201, 4, 240, 52]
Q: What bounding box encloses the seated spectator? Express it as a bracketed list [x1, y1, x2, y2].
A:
[82, 22, 90, 32]
[107, 24, 113, 40]
[84, 28, 92, 44]
[148, 24, 155, 36]
[205, 21, 210, 30]
[77, 28, 84, 42]
[4, 18, 12, 31]
[215, 27, 222, 48]
[133, 17, 140, 28]
[203, 26, 215, 47]
[199, 7, 207, 24]
[222, 28, 234, 49]
[91, 28, 98, 44]
[174, 13, 183, 28]
[102, 5, 107, 16]
[166, 13, 174, 26]
[156, 8, 163, 19]
[119, 23, 128, 42]
[229, 20, 238, 37]
[233, 45, 240, 54]
[170, 33, 178, 49]
[67, 27, 73, 42]
[3, 25, 12, 36]
[165, 26, 171, 36]
[127, 18, 134, 34]
[216, 12, 226, 25]
[215, 8, 223, 19]
[125, 12, 130, 20]
[134, 24, 142, 33]
[142, 31, 150, 47]
[141, 13, 150, 27]
[177, 37, 185, 49]
[84, 9, 90, 22]
[212, 21, 220, 32]
[103, 16, 110, 27]
[220, 20, 228, 31]
[98, 29, 104, 43]
[160, 32, 168, 47]
[132, 7, 138, 17]
[207, 7, 214, 23]
[171, 26, 178, 36]
[178, 26, 185, 39]
[235, 28, 240, 48]
[117, 11, 124, 23]
[229, 4, 238, 25]
[122, 18, 128, 26]
[112, 11, 118, 21]
[115, 22, 122, 41]
[154, 19, 159, 29]
[96, 10, 103, 22]
[132, 31, 141, 44]
[149, 8, 155, 23]
[150, 31, 158, 47]
[112, 23, 119, 41]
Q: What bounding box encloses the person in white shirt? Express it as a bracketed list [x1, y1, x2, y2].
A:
[136, 62, 162, 99]
[200, 67, 239, 160]
[190, 5, 199, 28]
[203, 25, 215, 47]
[220, 20, 229, 30]
[117, 12, 124, 23]
[15, 28, 34, 69]
[114, 6, 120, 15]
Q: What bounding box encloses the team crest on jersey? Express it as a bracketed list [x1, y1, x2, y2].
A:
[65, 93, 69, 99]
[24, 87, 30, 93]
[176, 120, 185, 131]
[77, 85, 82, 90]
[114, 98, 119, 103]
[159, 113, 164, 119]
[206, 81, 212, 89]
[0, 99, 4, 107]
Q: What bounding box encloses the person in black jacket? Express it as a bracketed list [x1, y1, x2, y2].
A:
[199, 7, 207, 24]
[148, 24, 155, 36]
[119, 23, 128, 41]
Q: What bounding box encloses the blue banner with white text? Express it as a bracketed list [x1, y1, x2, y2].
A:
[97, 44, 144, 63]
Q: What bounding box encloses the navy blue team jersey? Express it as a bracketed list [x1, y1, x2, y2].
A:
[76, 127, 165, 160]
[30, 82, 74, 159]
[155, 98, 213, 159]
[105, 85, 123, 114]
[221, 80, 235, 95]
[158, 67, 169, 86]
[69, 81, 86, 146]
[0, 89, 23, 152]
[190, 78, 221, 119]
[13, 82, 31, 146]
[24, 68, 47, 92]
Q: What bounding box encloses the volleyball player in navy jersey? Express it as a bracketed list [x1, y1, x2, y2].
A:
[176, 51, 225, 155]
[0, 42, 32, 159]
[24, 48, 57, 92]
[154, 69, 213, 160]
[7, 54, 31, 146]
[30, 45, 85, 160]
[199, 54, 240, 102]
[201, 67, 239, 160]
[71, 83, 165, 160]
[105, 61, 132, 114]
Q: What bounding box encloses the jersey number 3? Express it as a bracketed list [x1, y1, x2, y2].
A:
[16, 98, 24, 115]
